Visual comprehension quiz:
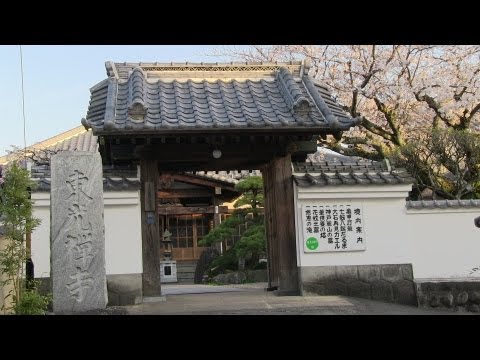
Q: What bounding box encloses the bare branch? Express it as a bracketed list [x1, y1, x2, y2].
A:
[360, 116, 395, 142]
[373, 97, 404, 146]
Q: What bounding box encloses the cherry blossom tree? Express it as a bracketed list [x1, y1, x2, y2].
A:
[214, 45, 480, 158]
[213, 46, 480, 198]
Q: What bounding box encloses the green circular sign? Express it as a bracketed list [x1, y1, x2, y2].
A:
[306, 237, 319, 250]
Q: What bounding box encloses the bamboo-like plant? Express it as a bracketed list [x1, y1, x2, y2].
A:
[0, 161, 47, 314]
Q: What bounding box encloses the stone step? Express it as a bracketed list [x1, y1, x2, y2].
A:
[177, 272, 195, 277]
[177, 273, 195, 278]
[175, 261, 198, 284]
[177, 268, 196, 273]
[176, 263, 197, 269]
[177, 271, 195, 276]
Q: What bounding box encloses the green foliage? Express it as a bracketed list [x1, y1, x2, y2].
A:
[0, 238, 26, 313]
[14, 283, 51, 315]
[201, 176, 266, 276]
[233, 176, 263, 193]
[251, 260, 267, 270]
[233, 176, 263, 216]
[390, 128, 480, 199]
[0, 162, 40, 240]
[0, 161, 42, 314]
[234, 223, 265, 260]
[198, 213, 244, 247]
[200, 176, 265, 247]
[207, 248, 238, 277]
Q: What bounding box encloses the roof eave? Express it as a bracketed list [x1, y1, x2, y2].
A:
[90, 126, 349, 137]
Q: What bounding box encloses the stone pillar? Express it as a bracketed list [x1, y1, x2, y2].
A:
[140, 158, 161, 297]
[50, 152, 107, 313]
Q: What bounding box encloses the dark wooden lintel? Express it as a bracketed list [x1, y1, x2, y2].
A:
[158, 189, 213, 199]
[171, 173, 236, 191]
[158, 205, 229, 215]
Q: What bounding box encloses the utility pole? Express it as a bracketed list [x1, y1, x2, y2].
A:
[20, 45, 34, 288]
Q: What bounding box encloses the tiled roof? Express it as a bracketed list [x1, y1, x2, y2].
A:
[32, 167, 257, 189]
[293, 170, 414, 187]
[34, 177, 140, 192]
[406, 199, 480, 209]
[294, 160, 387, 174]
[0, 127, 96, 165]
[42, 129, 98, 153]
[293, 153, 415, 187]
[82, 61, 360, 134]
[188, 170, 262, 185]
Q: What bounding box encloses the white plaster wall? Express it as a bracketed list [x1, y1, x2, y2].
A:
[294, 183, 480, 281]
[405, 208, 480, 280]
[295, 184, 412, 269]
[31, 191, 142, 277]
[31, 193, 52, 278]
[103, 191, 142, 275]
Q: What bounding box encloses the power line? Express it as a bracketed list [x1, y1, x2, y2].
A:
[19, 45, 27, 163]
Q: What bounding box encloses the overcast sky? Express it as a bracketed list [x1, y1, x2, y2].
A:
[0, 45, 240, 156]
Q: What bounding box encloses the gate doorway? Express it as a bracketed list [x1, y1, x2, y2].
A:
[82, 60, 359, 298]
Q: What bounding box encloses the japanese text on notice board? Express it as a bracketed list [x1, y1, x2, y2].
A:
[302, 203, 366, 253]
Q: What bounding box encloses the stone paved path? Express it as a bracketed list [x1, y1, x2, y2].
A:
[122, 283, 472, 315]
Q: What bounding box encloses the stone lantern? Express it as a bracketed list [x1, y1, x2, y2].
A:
[161, 229, 173, 260]
[160, 228, 177, 283]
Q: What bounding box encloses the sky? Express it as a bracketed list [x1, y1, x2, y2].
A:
[0, 45, 242, 156]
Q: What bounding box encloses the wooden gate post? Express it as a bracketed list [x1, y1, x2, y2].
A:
[263, 154, 299, 295]
[140, 158, 161, 297]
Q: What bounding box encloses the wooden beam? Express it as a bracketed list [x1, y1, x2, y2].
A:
[136, 143, 281, 162]
[157, 189, 213, 199]
[158, 205, 229, 215]
[155, 158, 276, 172]
[140, 158, 161, 297]
[172, 173, 237, 191]
[158, 173, 174, 190]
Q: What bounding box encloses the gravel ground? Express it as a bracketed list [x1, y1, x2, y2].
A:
[49, 306, 128, 315]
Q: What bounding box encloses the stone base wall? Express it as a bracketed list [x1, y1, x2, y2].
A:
[36, 273, 143, 306]
[416, 281, 480, 313]
[300, 264, 417, 306]
[106, 274, 143, 306]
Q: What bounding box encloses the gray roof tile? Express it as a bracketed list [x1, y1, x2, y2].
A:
[293, 149, 415, 187]
[34, 177, 140, 192]
[406, 199, 480, 209]
[83, 62, 360, 134]
[293, 159, 388, 173]
[189, 170, 262, 185]
[293, 170, 414, 187]
[47, 130, 98, 153]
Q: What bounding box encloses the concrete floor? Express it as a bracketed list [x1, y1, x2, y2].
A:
[123, 283, 470, 315]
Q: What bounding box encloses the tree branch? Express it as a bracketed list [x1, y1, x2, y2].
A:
[360, 116, 395, 142]
[373, 97, 404, 146]
[468, 102, 480, 122]
[414, 91, 458, 128]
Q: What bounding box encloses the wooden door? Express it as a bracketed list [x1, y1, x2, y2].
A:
[160, 214, 209, 261]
